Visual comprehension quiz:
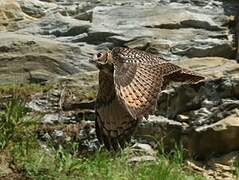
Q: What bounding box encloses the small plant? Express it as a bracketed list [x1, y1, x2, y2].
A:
[169, 143, 185, 165]
[55, 145, 79, 173]
[0, 97, 36, 149]
[157, 141, 185, 165]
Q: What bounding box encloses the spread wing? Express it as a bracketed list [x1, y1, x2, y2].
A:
[95, 68, 139, 151]
[114, 62, 181, 119]
[112, 47, 205, 120]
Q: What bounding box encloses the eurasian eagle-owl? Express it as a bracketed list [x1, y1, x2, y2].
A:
[90, 47, 204, 151]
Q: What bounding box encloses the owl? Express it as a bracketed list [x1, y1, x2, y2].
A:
[90, 47, 205, 151]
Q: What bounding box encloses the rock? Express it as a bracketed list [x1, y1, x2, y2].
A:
[41, 113, 75, 124]
[18, 12, 91, 37]
[128, 155, 156, 163]
[0, 0, 33, 31]
[17, 0, 58, 18]
[156, 57, 239, 121]
[131, 143, 156, 156]
[28, 84, 97, 123]
[58, 1, 95, 18]
[0, 151, 26, 179]
[0, 153, 13, 176]
[186, 160, 205, 173]
[157, 77, 239, 121]
[177, 114, 190, 122]
[90, 1, 235, 59]
[28, 89, 60, 113]
[135, 115, 183, 149]
[52, 129, 65, 144]
[208, 151, 239, 166]
[183, 114, 239, 158]
[186, 151, 239, 180]
[128, 141, 158, 163]
[175, 57, 239, 79]
[38, 121, 99, 153]
[74, 10, 93, 22]
[153, 57, 239, 158]
[0, 32, 96, 84]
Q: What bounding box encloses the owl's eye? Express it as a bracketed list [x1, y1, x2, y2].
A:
[97, 52, 103, 58]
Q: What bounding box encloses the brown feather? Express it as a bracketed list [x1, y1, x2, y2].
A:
[93, 47, 205, 151]
[95, 65, 138, 150]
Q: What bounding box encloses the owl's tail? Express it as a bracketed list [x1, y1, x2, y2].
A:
[175, 68, 205, 84]
[162, 68, 205, 90]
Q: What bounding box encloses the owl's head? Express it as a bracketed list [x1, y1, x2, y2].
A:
[90, 50, 114, 73]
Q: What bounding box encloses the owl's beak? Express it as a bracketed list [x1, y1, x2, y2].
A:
[89, 59, 97, 65]
[89, 58, 106, 70]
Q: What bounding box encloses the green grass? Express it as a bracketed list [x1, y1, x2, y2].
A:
[0, 97, 206, 180]
[0, 97, 37, 149]
[11, 144, 206, 180]
[0, 83, 52, 99]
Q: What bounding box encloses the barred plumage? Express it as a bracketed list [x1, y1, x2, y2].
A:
[90, 47, 205, 151]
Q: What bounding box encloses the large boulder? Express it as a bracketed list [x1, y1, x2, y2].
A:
[175, 57, 239, 79]
[18, 12, 91, 37]
[86, 1, 236, 59]
[157, 57, 239, 120]
[0, 32, 96, 84]
[135, 115, 184, 149]
[183, 114, 239, 158]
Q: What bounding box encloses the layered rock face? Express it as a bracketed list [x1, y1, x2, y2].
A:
[1, 0, 239, 163]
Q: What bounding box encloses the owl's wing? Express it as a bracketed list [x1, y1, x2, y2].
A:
[95, 68, 139, 151]
[114, 61, 182, 119]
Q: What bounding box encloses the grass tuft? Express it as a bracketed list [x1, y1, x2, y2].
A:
[0, 83, 52, 97]
[0, 97, 36, 149]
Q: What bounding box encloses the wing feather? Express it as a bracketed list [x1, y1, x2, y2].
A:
[112, 47, 204, 119]
[114, 62, 182, 119]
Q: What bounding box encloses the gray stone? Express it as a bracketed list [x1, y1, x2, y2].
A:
[18, 12, 91, 37]
[157, 78, 239, 121]
[131, 143, 156, 156]
[128, 155, 156, 163]
[135, 115, 183, 149]
[89, 2, 235, 59]
[41, 113, 74, 124]
[17, 0, 57, 18]
[0, 32, 96, 84]
[183, 114, 239, 158]
[157, 57, 239, 121]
